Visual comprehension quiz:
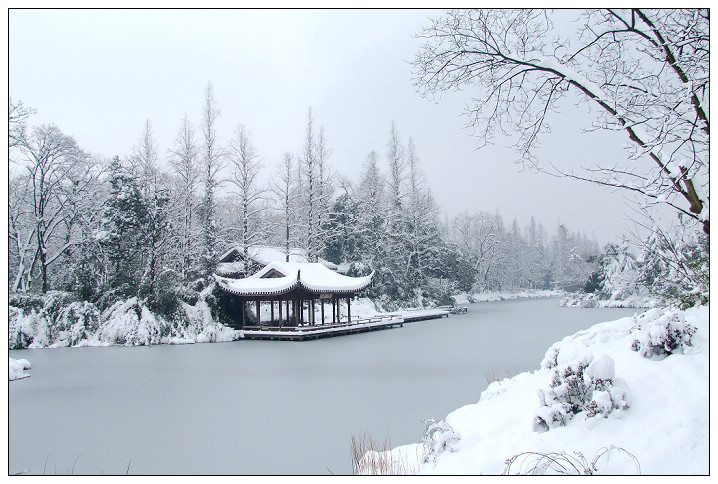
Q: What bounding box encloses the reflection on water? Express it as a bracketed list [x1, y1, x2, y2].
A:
[9, 298, 637, 475]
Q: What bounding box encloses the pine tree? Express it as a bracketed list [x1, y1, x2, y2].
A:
[101, 156, 148, 298]
[133, 120, 172, 300]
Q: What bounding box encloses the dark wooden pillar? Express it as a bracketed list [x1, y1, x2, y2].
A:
[278, 299, 283, 328]
[256, 300, 261, 326]
[270, 301, 275, 324]
[241, 299, 246, 328]
[347, 297, 351, 323]
[321, 300, 325, 326]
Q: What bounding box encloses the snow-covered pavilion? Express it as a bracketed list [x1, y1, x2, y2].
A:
[215, 261, 373, 328]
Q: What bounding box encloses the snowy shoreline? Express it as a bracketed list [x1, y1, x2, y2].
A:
[363, 304, 708, 475]
[457, 289, 564, 305]
[8, 289, 566, 350]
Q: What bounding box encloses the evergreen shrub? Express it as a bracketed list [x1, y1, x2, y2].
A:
[630, 308, 697, 359]
[534, 354, 630, 432]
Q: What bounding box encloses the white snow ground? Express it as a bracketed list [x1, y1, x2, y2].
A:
[8, 358, 31, 381]
[366, 304, 709, 475]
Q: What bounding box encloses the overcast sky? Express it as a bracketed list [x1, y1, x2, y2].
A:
[9, 9, 644, 245]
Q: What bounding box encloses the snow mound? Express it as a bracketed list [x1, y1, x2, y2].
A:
[9, 358, 31, 381]
[380, 305, 708, 475]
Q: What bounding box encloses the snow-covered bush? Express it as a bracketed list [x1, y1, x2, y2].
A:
[421, 419, 460, 464]
[8, 357, 31, 381]
[8, 282, 242, 348]
[98, 298, 170, 346]
[595, 242, 641, 300]
[630, 307, 697, 360]
[638, 228, 708, 309]
[534, 353, 630, 432]
[9, 306, 54, 349]
[9, 307, 36, 350]
[8, 293, 45, 312]
[562, 242, 653, 308]
[52, 301, 102, 347]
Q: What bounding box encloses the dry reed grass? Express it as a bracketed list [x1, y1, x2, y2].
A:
[350, 433, 420, 475]
[485, 368, 517, 385]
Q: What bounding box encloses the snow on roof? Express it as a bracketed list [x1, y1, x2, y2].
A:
[215, 261, 373, 297]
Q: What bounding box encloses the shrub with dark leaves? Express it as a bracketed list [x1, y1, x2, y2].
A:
[534, 353, 630, 432]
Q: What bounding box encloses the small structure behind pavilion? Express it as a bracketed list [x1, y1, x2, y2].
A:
[216, 245, 343, 279]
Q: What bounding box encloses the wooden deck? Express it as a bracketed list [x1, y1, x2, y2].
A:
[240, 315, 405, 341]
[400, 308, 450, 322]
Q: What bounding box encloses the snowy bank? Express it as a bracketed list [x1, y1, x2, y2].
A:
[466, 289, 563, 303]
[9, 358, 31, 381]
[8, 286, 242, 349]
[561, 291, 659, 309]
[367, 305, 708, 475]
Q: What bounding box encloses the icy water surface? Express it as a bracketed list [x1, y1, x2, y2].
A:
[9, 298, 637, 475]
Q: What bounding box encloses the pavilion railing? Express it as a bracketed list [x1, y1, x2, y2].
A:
[240, 314, 402, 332]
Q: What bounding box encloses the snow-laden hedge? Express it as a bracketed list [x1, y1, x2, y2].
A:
[8, 285, 241, 349]
[561, 291, 659, 309]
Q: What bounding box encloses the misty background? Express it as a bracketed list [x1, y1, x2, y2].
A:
[8, 9, 642, 245]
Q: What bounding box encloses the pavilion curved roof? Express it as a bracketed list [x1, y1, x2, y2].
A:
[214, 261, 373, 297]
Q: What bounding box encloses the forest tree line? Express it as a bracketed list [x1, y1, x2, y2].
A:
[9, 87, 607, 314]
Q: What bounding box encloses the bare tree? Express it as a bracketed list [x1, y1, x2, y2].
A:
[315, 125, 334, 259]
[385, 121, 406, 210]
[9, 97, 35, 150]
[226, 124, 266, 269]
[448, 211, 501, 291]
[199, 81, 225, 277]
[404, 137, 441, 282]
[413, 9, 709, 234]
[134, 119, 160, 182]
[270, 152, 300, 262]
[168, 114, 201, 279]
[15, 124, 90, 292]
[9, 176, 36, 292]
[356, 151, 387, 270]
[299, 107, 318, 261]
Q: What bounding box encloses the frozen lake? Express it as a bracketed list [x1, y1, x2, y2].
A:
[9, 298, 637, 475]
